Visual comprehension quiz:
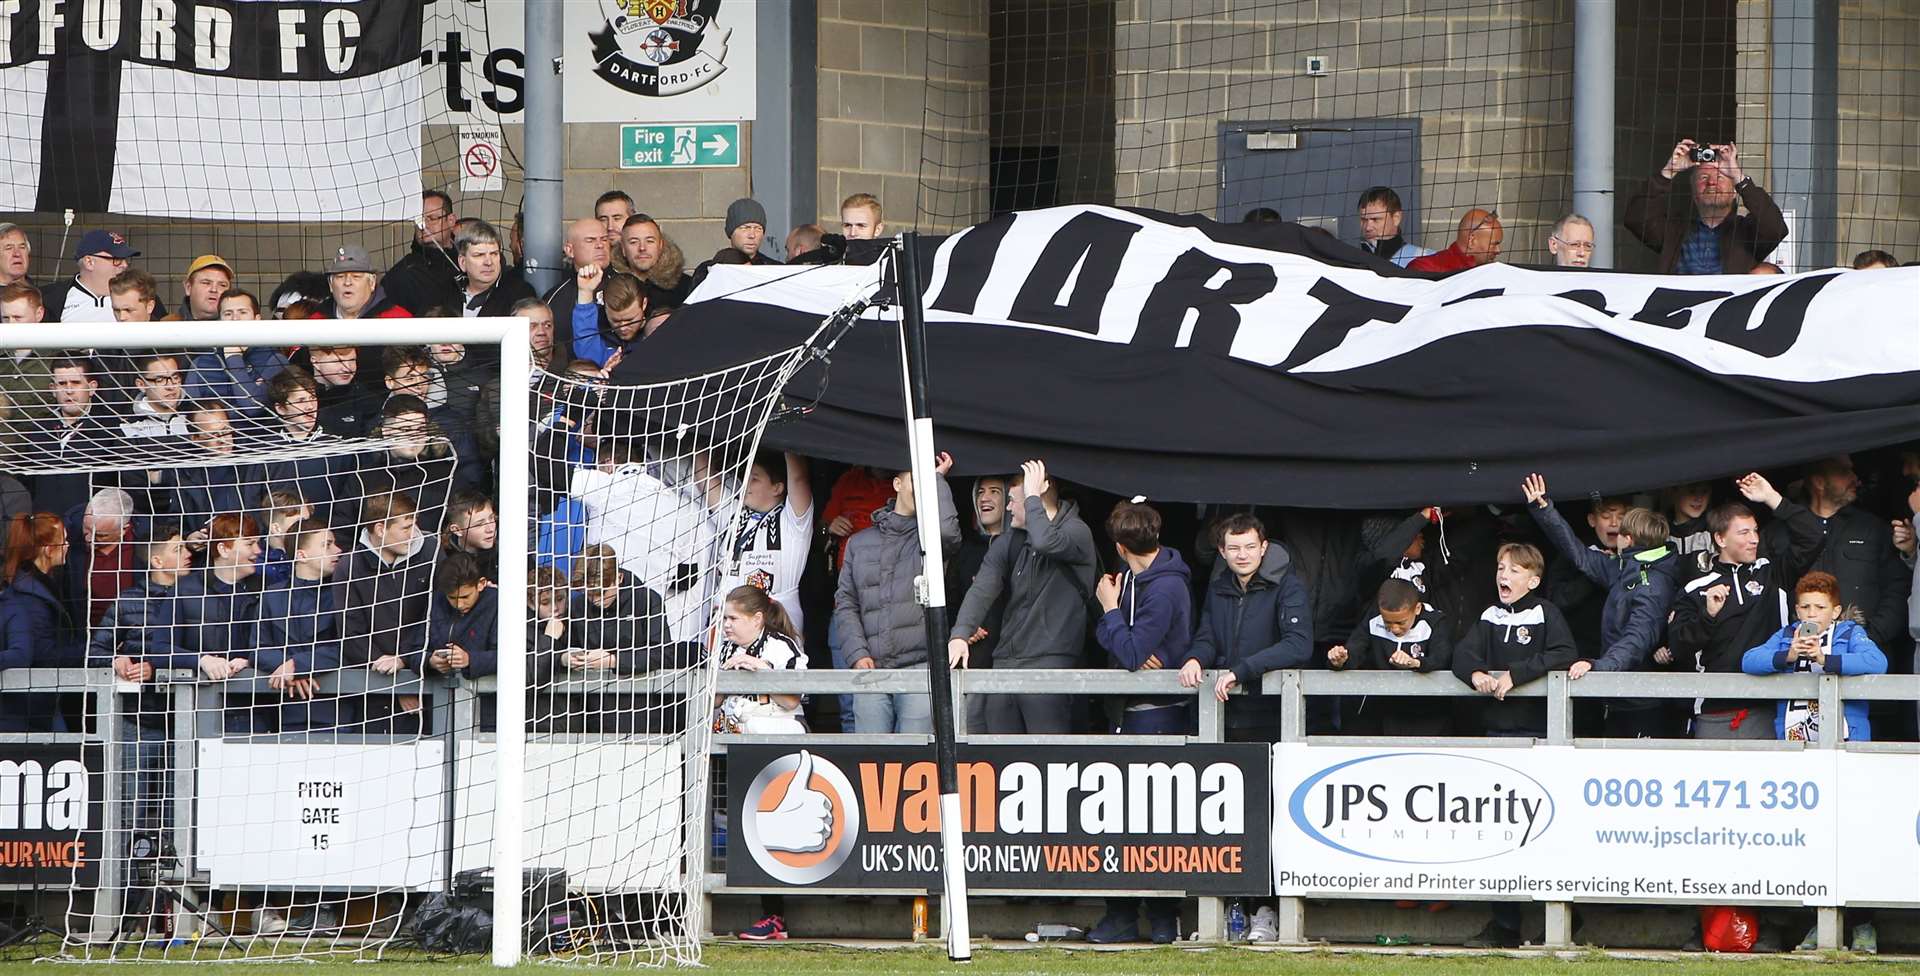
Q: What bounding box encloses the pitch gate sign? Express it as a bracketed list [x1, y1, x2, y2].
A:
[726, 745, 1269, 894]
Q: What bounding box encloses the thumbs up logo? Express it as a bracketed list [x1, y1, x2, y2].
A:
[741, 750, 860, 884]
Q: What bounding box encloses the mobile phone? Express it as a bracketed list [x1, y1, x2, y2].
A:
[1795, 620, 1821, 640]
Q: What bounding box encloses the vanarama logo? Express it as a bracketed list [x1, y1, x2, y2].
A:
[741, 750, 859, 885]
[589, 0, 735, 98]
[1288, 752, 1554, 864]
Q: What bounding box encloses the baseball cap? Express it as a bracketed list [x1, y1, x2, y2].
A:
[73, 230, 139, 260]
[185, 254, 233, 279]
[326, 245, 375, 275]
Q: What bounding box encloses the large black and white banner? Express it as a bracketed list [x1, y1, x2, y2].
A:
[628, 205, 1920, 508]
[0, 0, 423, 219]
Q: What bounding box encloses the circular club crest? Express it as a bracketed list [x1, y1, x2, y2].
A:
[592, 0, 733, 97]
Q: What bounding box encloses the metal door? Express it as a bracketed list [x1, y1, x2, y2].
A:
[1218, 119, 1422, 246]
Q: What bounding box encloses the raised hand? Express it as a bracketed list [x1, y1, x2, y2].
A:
[1735, 472, 1783, 509]
[1663, 139, 1699, 180]
[1522, 473, 1550, 509]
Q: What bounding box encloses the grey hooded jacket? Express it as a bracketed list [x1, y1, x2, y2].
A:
[833, 478, 960, 670]
[949, 495, 1099, 668]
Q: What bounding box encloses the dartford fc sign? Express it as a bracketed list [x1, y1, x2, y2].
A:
[726, 744, 1271, 894]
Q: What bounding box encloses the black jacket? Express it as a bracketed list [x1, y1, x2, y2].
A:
[1339, 606, 1454, 673]
[340, 532, 440, 673]
[1451, 593, 1579, 734]
[385, 242, 463, 315]
[1669, 500, 1823, 712]
[1765, 503, 1910, 649]
[439, 276, 535, 320]
[1183, 543, 1312, 728]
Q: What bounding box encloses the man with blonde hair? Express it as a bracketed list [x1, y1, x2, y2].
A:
[840, 193, 885, 240]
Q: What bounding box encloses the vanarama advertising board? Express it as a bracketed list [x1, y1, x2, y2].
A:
[725, 745, 1269, 893]
[1273, 746, 1841, 906]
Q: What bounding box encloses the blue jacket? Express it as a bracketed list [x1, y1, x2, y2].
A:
[255, 428, 355, 521]
[1097, 548, 1193, 671]
[1183, 543, 1311, 727]
[569, 300, 643, 368]
[175, 568, 262, 661]
[427, 585, 499, 678]
[87, 578, 196, 670]
[1098, 547, 1193, 711]
[1529, 503, 1680, 674]
[0, 568, 84, 668]
[1742, 618, 1886, 742]
[161, 461, 266, 533]
[189, 348, 288, 418]
[256, 575, 346, 677]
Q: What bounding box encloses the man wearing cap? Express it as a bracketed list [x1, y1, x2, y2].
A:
[0, 223, 31, 287]
[317, 245, 411, 320]
[44, 230, 158, 323]
[165, 255, 233, 321]
[187, 259, 286, 416]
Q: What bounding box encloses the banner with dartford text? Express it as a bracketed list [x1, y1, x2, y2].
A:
[0, 743, 101, 884]
[640, 205, 1920, 508]
[725, 744, 1270, 894]
[1273, 745, 1843, 906]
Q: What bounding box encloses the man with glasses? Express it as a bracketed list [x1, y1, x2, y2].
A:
[1354, 187, 1434, 268]
[44, 230, 147, 323]
[385, 189, 462, 315]
[1547, 214, 1597, 268]
[1409, 209, 1504, 273]
[120, 354, 190, 440]
[0, 223, 32, 287]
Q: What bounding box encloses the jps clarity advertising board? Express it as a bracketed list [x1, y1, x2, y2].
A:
[726, 745, 1269, 894]
[1835, 753, 1920, 905]
[1274, 746, 1840, 906]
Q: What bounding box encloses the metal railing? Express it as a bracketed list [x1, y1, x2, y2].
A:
[3, 665, 1914, 949]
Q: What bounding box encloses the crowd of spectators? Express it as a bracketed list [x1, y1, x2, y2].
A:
[0, 162, 1914, 949]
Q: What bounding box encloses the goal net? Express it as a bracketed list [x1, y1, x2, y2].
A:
[0, 319, 803, 966]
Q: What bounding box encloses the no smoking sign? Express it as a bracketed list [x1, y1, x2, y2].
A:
[459, 126, 505, 192]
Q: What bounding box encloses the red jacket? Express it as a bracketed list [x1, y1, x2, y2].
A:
[1407, 243, 1476, 274]
[822, 467, 896, 564]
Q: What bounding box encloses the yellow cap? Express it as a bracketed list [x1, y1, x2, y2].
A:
[184, 254, 233, 279]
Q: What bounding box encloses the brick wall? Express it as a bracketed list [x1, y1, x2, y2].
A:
[817, 0, 988, 233]
[1114, 0, 1576, 264]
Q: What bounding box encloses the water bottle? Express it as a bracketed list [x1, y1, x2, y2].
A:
[1227, 901, 1248, 941]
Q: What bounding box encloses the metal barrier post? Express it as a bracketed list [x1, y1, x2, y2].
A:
[93, 670, 124, 939]
[1814, 673, 1843, 950]
[1542, 670, 1574, 946]
[169, 677, 199, 938]
[1194, 671, 1225, 942]
[1275, 669, 1306, 945]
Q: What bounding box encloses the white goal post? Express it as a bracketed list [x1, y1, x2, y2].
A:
[2, 318, 531, 962]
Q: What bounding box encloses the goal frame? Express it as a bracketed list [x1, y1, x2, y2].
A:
[7, 318, 532, 964]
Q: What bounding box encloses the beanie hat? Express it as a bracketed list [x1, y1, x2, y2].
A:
[725, 198, 768, 238]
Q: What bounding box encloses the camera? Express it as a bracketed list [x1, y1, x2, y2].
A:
[1689, 144, 1719, 164]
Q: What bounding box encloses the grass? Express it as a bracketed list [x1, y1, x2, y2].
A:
[0, 943, 1913, 975]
